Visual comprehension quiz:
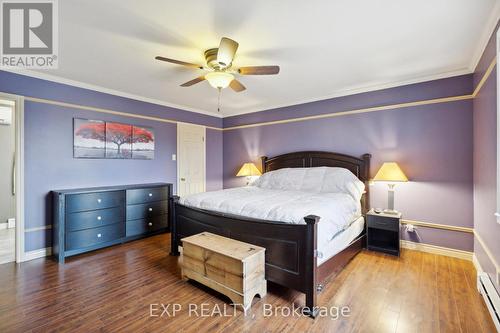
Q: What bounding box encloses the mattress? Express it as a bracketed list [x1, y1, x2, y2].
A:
[179, 186, 362, 255]
[317, 216, 364, 266]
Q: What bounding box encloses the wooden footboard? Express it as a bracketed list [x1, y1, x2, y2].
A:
[172, 200, 317, 291]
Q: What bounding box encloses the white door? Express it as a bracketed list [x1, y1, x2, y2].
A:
[177, 123, 206, 197]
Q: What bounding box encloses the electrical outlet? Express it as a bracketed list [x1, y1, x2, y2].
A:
[405, 224, 415, 232]
[172, 154, 176, 161]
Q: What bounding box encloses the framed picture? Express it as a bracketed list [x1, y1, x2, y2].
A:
[132, 125, 155, 159]
[73, 118, 106, 158]
[105, 122, 132, 159]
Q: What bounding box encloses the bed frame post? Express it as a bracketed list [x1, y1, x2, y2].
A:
[303, 214, 320, 318]
[361, 153, 371, 215]
[260, 156, 268, 173]
[170, 195, 180, 256]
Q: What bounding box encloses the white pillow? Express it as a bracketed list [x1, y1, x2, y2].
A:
[252, 167, 365, 201]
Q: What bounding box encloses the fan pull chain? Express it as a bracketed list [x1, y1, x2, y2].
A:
[217, 87, 222, 112]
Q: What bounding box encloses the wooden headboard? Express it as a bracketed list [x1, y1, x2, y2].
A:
[260, 151, 371, 214]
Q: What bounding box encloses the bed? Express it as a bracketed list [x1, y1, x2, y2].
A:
[170, 151, 371, 317]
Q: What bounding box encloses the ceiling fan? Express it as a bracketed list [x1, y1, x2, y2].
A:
[155, 37, 280, 93]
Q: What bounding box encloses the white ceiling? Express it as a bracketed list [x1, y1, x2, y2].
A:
[26, 0, 500, 117]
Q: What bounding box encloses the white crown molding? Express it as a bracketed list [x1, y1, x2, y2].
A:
[469, 1, 500, 72]
[2, 67, 472, 119]
[224, 67, 472, 118]
[0, 68, 224, 118]
[1, 31, 492, 120]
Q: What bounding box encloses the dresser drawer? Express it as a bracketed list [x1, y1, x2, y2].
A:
[126, 187, 168, 205]
[66, 207, 124, 232]
[66, 223, 124, 251]
[368, 216, 399, 232]
[126, 215, 168, 237]
[126, 200, 168, 221]
[66, 191, 124, 213]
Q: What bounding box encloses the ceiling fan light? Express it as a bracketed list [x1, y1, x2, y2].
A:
[205, 72, 234, 89]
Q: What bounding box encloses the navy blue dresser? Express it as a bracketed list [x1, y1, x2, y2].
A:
[53, 183, 172, 263]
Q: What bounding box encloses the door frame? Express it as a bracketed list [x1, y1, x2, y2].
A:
[497, 28, 500, 225]
[176, 122, 206, 197]
[0, 92, 25, 263]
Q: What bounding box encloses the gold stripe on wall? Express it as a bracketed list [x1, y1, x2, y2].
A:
[222, 94, 474, 131]
[24, 96, 223, 131]
[401, 219, 473, 233]
[472, 56, 497, 97]
[222, 55, 496, 131]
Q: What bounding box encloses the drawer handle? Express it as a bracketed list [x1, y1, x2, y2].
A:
[97, 233, 102, 238]
[148, 193, 153, 197]
[148, 222, 152, 226]
[148, 208, 153, 212]
[97, 198, 102, 203]
[97, 216, 102, 221]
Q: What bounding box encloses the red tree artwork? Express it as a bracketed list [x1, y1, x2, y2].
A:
[132, 126, 155, 159]
[133, 126, 154, 143]
[75, 122, 105, 141]
[106, 122, 133, 156]
[74, 119, 155, 159]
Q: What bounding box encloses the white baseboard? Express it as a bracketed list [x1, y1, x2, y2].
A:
[473, 254, 484, 274]
[20, 242, 472, 263]
[23, 247, 52, 262]
[0, 222, 7, 230]
[400, 240, 473, 261]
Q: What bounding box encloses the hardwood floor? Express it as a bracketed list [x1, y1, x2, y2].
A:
[0, 234, 495, 333]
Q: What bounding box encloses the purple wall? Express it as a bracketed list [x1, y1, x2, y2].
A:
[473, 22, 500, 292]
[206, 129, 223, 191]
[0, 70, 223, 252]
[223, 76, 474, 252]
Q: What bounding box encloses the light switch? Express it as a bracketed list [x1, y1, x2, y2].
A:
[172, 154, 176, 161]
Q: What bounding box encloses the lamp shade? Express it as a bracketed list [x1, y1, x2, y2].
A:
[373, 162, 408, 182]
[236, 163, 262, 177]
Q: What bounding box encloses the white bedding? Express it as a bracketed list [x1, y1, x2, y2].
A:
[318, 216, 364, 265]
[179, 186, 362, 255]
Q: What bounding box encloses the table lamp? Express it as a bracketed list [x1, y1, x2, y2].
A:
[373, 162, 408, 214]
[236, 162, 262, 185]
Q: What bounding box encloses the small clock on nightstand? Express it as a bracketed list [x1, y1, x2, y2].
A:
[366, 209, 401, 256]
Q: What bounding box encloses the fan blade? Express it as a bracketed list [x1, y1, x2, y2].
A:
[238, 66, 280, 75]
[155, 56, 203, 69]
[180, 76, 206, 87]
[229, 79, 246, 92]
[217, 37, 239, 68]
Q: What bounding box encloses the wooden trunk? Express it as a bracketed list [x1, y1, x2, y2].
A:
[181, 232, 267, 313]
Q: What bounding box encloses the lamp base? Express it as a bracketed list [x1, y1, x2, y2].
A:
[383, 209, 400, 215]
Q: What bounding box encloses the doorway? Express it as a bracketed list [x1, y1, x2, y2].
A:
[0, 99, 16, 264]
[177, 122, 206, 197]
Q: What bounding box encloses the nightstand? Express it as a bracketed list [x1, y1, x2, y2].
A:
[366, 209, 401, 256]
